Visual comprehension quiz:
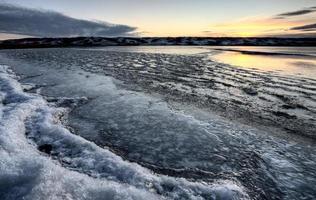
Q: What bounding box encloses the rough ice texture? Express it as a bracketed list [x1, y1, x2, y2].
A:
[1, 48, 316, 200]
[0, 65, 247, 200]
[4, 48, 315, 138]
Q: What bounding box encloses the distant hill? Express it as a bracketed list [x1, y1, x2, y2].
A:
[0, 37, 315, 49]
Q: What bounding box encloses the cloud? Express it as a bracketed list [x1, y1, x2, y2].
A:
[276, 7, 316, 18]
[0, 4, 136, 37]
[290, 23, 316, 31]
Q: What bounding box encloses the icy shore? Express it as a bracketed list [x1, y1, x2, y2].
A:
[0, 47, 316, 200]
[0, 65, 247, 200]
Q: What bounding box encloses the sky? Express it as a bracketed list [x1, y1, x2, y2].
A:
[0, 0, 315, 39]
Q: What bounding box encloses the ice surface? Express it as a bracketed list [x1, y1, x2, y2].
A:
[0, 65, 248, 200]
[4, 48, 315, 138]
[0, 47, 316, 200]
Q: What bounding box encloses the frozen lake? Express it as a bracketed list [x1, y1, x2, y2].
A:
[211, 46, 316, 79]
[83, 46, 316, 78]
[0, 46, 316, 200]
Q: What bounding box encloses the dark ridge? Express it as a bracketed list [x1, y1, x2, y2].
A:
[0, 37, 316, 49]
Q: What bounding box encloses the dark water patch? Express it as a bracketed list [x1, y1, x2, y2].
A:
[38, 144, 53, 154]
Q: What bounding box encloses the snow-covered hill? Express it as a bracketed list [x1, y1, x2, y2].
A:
[0, 37, 315, 49]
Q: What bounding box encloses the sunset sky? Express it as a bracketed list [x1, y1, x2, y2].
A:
[0, 0, 315, 39]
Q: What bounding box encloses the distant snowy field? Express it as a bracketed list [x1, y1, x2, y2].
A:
[0, 46, 316, 200]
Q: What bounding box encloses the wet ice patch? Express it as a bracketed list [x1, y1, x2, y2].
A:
[0, 65, 248, 200]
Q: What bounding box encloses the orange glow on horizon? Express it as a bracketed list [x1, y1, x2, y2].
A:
[206, 14, 316, 37]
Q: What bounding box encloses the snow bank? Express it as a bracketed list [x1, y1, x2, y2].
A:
[0, 65, 248, 200]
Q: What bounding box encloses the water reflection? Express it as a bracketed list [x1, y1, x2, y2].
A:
[212, 51, 316, 78]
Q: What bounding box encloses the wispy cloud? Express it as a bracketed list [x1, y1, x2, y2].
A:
[0, 4, 136, 37]
[276, 7, 316, 18]
[291, 23, 316, 31]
